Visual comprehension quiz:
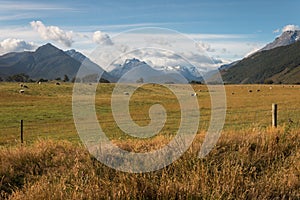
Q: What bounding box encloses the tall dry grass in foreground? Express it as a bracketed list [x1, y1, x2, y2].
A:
[1, 128, 299, 199]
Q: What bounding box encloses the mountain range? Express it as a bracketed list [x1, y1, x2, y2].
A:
[1, 29, 300, 84]
[260, 30, 300, 51]
[0, 43, 204, 83]
[109, 58, 201, 83]
[0, 43, 114, 82]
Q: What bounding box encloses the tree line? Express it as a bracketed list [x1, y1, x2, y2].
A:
[0, 73, 110, 83]
[0, 73, 71, 83]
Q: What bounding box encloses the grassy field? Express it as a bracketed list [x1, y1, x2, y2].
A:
[0, 82, 300, 199]
[0, 82, 299, 145]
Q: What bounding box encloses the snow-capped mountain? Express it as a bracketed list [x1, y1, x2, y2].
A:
[218, 30, 300, 72]
[260, 30, 300, 51]
[110, 58, 203, 83]
[155, 65, 203, 82]
[109, 58, 149, 79]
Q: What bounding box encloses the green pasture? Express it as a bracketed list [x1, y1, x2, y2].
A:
[0, 82, 299, 146]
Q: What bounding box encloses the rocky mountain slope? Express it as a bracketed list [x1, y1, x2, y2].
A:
[221, 40, 300, 84]
[0, 43, 113, 82]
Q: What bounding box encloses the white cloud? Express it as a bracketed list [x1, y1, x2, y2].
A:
[189, 33, 252, 40]
[273, 29, 280, 33]
[30, 21, 73, 47]
[0, 38, 36, 54]
[0, 26, 38, 41]
[221, 48, 228, 53]
[106, 48, 220, 72]
[0, 24, 262, 66]
[93, 31, 113, 45]
[282, 24, 300, 32]
[88, 31, 266, 71]
[195, 41, 215, 52]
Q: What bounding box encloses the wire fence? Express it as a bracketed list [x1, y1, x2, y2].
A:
[1, 105, 300, 145]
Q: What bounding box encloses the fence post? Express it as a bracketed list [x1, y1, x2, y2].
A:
[272, 104, 277, 128]
[20, 120, 23, 143]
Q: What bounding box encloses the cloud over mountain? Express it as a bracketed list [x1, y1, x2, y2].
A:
[30, 20, 73, 47]
[93, 31, 113, 45]
[282, 24, 300, 32]
[0, 38, 36, 54]
[195, 41, 215, 52]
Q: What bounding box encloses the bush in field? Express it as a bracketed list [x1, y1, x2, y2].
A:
[63, 74, 69, 82]
[6, 73, 29, 82]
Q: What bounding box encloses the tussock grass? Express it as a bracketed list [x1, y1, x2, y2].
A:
[1, 128, 299, 199]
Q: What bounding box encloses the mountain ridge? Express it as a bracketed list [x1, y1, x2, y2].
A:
[221, 40, 300, 84]
[110, 58, 202, 83]
[219, 30, 300, 72]
[2, 37, 300, 84]
[260, 30, 300, 51]
[0, 43, 113, 82]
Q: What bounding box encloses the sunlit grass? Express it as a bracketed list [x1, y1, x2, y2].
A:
[0, 82, 299, 199]
[0, 128, 299, 199]
[0, 82, 300, 145]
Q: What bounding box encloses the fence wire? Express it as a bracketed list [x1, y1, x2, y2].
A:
[2, 107, 300, 142]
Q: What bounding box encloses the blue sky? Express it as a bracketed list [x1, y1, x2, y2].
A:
[0, 0, 299, 64]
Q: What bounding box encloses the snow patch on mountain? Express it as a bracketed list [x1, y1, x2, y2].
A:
[260, 30, 300, 51]
[110, 58, 203, 82]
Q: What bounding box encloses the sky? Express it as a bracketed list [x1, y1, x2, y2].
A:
[0, 0, 299, 66]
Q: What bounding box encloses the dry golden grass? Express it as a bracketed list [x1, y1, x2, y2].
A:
[1, 128, 299, 199]
[0, 82, 300, 199]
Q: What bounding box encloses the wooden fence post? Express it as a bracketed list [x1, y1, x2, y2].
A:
[272, 104, 277, 128]
[20, 120, 23, 143]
